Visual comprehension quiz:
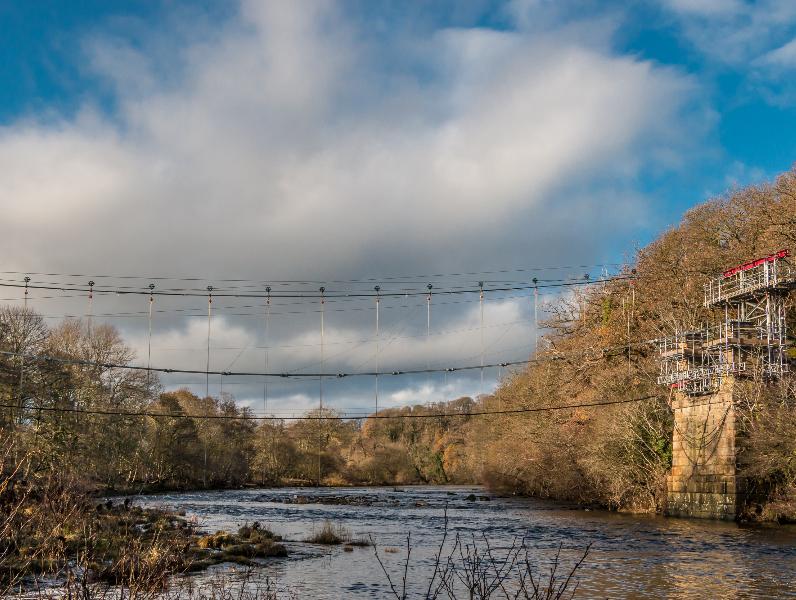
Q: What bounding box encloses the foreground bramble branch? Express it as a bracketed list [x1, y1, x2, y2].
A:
[370, 510, 591, 600]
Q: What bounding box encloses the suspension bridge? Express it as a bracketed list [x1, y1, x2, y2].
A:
[0, 264, 632, 420]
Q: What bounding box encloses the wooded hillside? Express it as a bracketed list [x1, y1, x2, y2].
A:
[473, 167, 796, 520]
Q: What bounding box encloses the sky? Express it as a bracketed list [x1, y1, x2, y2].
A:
[1, 0, 796, 416]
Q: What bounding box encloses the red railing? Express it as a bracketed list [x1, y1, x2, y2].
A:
[723, 249, 789, 278]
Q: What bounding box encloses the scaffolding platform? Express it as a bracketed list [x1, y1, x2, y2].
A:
[658, 250, 795, 396]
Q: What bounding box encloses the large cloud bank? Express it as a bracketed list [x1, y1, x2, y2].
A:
[0, 0, 700, 412]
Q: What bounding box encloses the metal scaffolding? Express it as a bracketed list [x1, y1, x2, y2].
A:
[657, 250, 795, 395]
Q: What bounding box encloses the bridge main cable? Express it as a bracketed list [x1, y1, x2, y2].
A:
[0, 349, 535, 378]
[0, 275, 633, 299]
[0, 394, 659, 422]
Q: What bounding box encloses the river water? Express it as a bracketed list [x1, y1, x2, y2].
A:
[138, 486, 796, 599]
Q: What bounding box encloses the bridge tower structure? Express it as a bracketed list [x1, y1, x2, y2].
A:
[656, 250, 795, 519]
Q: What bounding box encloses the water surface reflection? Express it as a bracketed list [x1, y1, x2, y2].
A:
[139, 486, 796, 599]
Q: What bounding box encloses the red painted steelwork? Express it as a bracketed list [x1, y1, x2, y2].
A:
[722, 249, 789, 278]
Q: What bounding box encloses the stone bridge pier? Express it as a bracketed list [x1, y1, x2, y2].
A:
[658, 250, 795, 519]
[666, 378, 741, 520]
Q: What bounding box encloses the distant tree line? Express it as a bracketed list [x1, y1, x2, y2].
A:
[0, 311, 478, 491]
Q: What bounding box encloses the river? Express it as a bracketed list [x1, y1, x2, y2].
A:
[138, 486, 796, 599]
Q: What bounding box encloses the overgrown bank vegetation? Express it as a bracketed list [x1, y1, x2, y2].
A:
[0, 430, 288, 593]
[473, 168, 796, 520]
[1, 169, 796, 552]
[475, 168, 796, 519]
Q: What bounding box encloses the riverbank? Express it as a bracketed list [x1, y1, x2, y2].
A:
[0, 485, 292, 595]
[3, 480, 384, 595]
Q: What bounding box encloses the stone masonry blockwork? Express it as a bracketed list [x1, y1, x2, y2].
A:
[666, 379, 740, 520]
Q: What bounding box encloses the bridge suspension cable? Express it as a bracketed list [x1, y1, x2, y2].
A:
[0, 274, 633, 299]
[0, 262, 626, 287]
[264, 286, 271, 415]
[147, 284, 155, 388]
[374, 285, 380, 415]
[0, 394, 659, 422]
[0, 332, 657, 380]
[206, 286, 213, 398]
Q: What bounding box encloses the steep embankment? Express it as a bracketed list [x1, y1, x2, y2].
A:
[471, 168, 796, 520]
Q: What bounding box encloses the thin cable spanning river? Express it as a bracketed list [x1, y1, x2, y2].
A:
[138, 486, 796, 599]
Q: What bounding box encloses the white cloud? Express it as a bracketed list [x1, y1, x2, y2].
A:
[660, 0, 796, 66]
[0, 1, 695, 274]
[662, 0, 744, 17]
[760, 37, 796, 67]
[0, 0, 701, 411]
[132, 297, 531, 375]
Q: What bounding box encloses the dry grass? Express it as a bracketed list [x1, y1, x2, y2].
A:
[304, 520, 369, 547]
[305, 520, 347, 545]
[0, 432, 289, 596]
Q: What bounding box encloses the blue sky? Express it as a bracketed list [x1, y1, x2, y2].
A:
[1, 0, 795, 412]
